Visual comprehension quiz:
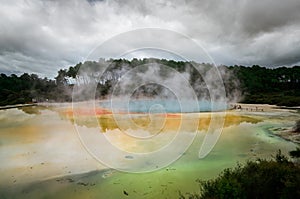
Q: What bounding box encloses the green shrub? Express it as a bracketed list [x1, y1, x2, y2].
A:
[289, 148, 300, 158]
[181, 151, 300, 199]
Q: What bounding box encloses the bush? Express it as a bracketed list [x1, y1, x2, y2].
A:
[181, 151, 300, 199]
[289, 148, 300, 158]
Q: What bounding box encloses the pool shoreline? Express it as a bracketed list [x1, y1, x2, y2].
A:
[0, 103, 36, 110]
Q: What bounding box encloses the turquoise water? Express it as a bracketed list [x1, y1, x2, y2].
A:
[100, 99, 227, 113]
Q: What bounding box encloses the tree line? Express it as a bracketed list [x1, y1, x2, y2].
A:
[0, 58, 299, 106]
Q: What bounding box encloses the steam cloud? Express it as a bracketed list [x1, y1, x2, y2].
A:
[71, 58, 241, 112]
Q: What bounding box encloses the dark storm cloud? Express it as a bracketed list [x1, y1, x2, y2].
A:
[0, 0, 300, 77]
[180, 0, 300, 66]
[239, 0, 300, 36]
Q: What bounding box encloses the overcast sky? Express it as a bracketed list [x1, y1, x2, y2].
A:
[1, 0, 300, 77]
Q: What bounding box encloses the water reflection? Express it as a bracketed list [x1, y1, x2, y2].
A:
[59, 107, 262, 132]
[17, 105, 50, 115]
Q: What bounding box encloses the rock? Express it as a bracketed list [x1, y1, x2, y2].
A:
[125, 155, 134, 159]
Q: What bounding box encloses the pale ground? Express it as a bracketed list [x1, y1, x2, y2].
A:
[232, 103, 296, 112]
[0, 107, 106, 187]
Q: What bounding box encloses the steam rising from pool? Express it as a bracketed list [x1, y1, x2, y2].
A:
[70, 29, 240, 172]
[100, 99, 227, 113]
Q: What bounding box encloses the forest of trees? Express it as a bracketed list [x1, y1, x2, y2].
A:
[231, 65, 300, 106]
[0, 73, 72, 106]
[0, 58, 299, 106]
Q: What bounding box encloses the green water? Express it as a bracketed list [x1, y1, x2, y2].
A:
[0, 105, 298, 199]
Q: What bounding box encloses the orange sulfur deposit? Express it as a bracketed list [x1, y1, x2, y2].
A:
[59, 107, 262, 133]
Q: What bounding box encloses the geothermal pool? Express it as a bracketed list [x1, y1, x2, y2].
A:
[99, 99, 227, 113]
[0, 103, 298, 198]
